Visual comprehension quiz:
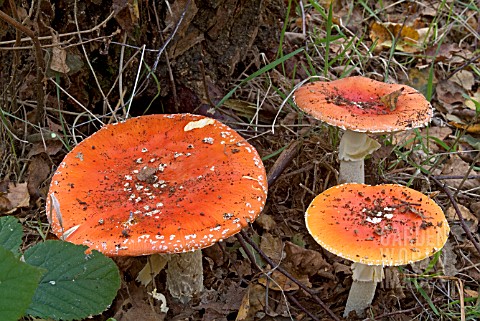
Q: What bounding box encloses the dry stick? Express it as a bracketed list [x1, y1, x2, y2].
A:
[432, 174, 480, 180]
[453, 152, 480, 199]
[445, 52, 480, 80]
[267, 140, 302, 187]
[237, 230, 341, 321]
[7, 0, 21, 113]
[0, 9, 45, 124]
[286, 292, 321, 321]
[430, 176, 480, 257]
[150, 2, 177, 112]
[73, 0, 114, 121]
[0, 11, 115, 47]
[235, 232, 321, 321]
[139, 0, 191, 92]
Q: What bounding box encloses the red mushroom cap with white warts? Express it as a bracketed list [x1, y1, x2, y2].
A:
[46, 114, 268, 256]
[294, 76, 433, 133]
[305, 183, 449, 266]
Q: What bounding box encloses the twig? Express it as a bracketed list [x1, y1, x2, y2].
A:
[431, 174, 480, 180]
[154, 4, 177, 113]
[286, 292, 321, 321]
[453, 151, 480, 198]
[151, 0, 191, 75]
[199, 60, 216, 110]
[237, 230, 341, 321]
[0, 8, 45, 124]
[267, 140, 302, 187]
[138, 0, 191, 96]
[73, 0, 115, 121]
[430, 176, 480, 256]
[445, 52, 480, 80]
[7, 0, 21, 113]
[0, 11, 115, 47]
[236, 233, 320, 321]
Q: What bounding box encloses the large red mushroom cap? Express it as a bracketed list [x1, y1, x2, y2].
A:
[46, 114, 268, 256]
[294, 76, 433, 133]
[305, 183, 449, 266]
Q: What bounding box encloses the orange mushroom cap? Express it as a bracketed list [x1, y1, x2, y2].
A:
[46, 114, 268, 256]
[294, 76, 433, 133]
[305, 183, 449, 266]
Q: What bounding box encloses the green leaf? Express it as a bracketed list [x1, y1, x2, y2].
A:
[0, 216, 23, 256]
[0, 246, 44, 321]
[24, 240, 121, 320]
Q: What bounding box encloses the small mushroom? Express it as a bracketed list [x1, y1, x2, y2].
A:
[305, 183, 450, 317]
[294, 76, 432, 183]
[46, 114, 268, 303]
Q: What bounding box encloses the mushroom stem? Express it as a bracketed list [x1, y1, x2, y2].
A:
[344, 263, 384, 317]
[338, 130, 380, 183]
[166, 250, 203, 303]
[339, 159, 364, 184]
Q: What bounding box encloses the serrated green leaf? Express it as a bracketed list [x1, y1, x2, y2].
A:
[0, 246, 44, 321]
[24, 240, 120, 321]
[0, 216, 23, 256]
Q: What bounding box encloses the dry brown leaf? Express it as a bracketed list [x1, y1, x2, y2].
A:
[0, 196, 12, 212]
[0, 180, 8, 194]
[451, 70, 475, 91]
[464, 288, 479, 298]
[441, 240, 458, 277]
[425, 43, 462, 62]
[448, 121, 480, 134]
[440, 155, 480, 190]
[28, 140, 64, 157]
[258, 270, 301, 291]
[136, 254, 169, 286]
[255, 214, 277, 231]
[370, 22, 425, 53]
[260, 232, 283, 263]
[380, 87, 404, 111]
[471, 201, 480, 218]
[284, 241, 331, 276]
[27, 154, 51, 200]
[382, 267, 404, 298]
[113, 283, 166, 321]
[50, 34, 70, 74]
[396, 126, 453, 153]
[436, 79, 466, 107]
[465, 90, 480, 111]
[332, 261, 352, 274]
[446, 204, 478, 233]
[2, 183, 29, 214]
[235, 284, 265, 321]
[112, 0, 140, 36]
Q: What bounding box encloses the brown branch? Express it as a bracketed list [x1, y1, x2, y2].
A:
[267, 140, 302, 187]
[431, 174, 480, 180]
[8, 0, 21, 113]
[235, 232, 321, 321]
[0, 8, 45, 124]
[430, 176, 480, 256]
[237, 230, 341, 321]
[286, 292, 321, 321]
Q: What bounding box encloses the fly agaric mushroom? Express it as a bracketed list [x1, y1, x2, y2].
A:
[294, 76, 432, 184]
[46, 113, 267, 303]
[305, 183, 449, 317]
